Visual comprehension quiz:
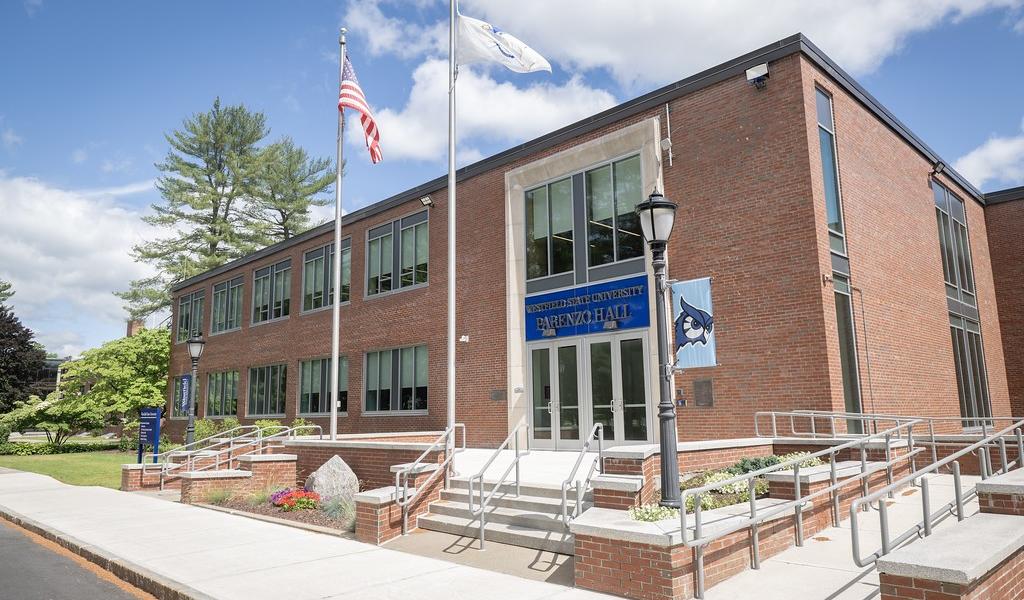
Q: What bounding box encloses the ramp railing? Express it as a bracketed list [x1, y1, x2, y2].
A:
[560, 423, 604, 525]
[394, 424, 465, 535]
[467, 419, 530, 549]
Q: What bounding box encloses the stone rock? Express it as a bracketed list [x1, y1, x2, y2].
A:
[305, 455, 359, 503]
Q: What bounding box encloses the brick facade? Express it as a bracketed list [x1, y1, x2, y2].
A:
[354, 468, 446, 545]
[164, 37, 1007, 449]
[879, 550, 1024, 600]
[986, 196, 1024, 417]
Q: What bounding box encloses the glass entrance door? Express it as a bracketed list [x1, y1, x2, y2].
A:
[528, 340, 583, 450]
[588, 334, 652, 445]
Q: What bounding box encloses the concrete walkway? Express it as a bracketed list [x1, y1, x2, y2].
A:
[0, 471, 613, 600]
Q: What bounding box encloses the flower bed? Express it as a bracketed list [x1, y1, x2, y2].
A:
[208, 486, 356, 532]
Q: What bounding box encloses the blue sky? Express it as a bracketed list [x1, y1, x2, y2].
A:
[2, 0, 1023, 356]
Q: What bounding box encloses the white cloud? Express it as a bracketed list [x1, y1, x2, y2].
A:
[100, 157, 133, 173]
[954, 118, 1024, 190]
[71, 148, 88, 164]
[81, 179, 156, 198]
[0, 175, 158, 348]
[23, 0, 42, 17]
[352, 58, 616, 163]
[2, 128, 23, 151]
[344, 0, 447, 59]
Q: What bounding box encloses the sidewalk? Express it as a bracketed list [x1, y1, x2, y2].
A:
[0, 471, 612, 600]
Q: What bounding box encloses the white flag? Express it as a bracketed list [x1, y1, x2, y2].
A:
[456, 13, 551, 74]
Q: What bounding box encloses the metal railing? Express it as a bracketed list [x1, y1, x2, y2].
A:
[850, 417, 1024, 567]
[395, 424, 466, 535]
[754, 410, 912, 439]
[681, 416, 923, 599]
[467, 419, 530, 549]
[560, 423, 604, 525]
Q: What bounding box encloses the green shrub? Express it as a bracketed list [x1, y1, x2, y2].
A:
[725, 455, 782, 475]
[0, 441, 119, 456]
[193, 419, 221, 443]
[628, 503, 679, 522]
[221, 417, 241, 434]
[205, 488, 233, 505]
[254, 419, 283, 436]
[777, 451, 823, 469]
[289, 417, 311, 432]
[0, 421, 10, 444]
[322, 496, 355, 530]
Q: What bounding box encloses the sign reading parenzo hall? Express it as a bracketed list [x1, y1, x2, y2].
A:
[525, 275, 650, 341]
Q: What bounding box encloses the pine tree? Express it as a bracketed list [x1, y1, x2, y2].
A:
[116, 98, 271, 319]
[0, 279, 13, 305]
[248, 137, 335, 243]
[0, 305, 46, 414]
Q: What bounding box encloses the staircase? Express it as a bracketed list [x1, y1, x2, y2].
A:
[417, 477, 591, 555]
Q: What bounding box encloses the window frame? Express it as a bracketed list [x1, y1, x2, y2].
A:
[210, 276, 243, 335]
[363, 344, 428, 416]
[950, 315, 993, 429]
[246, 363, 288, 417]
[301, 240, 352, 314]
[251, 259, 292, 326]
[298, 356, 349, 416]
[815, 87, 848, 257]
[205, 370, 239, 418]
[175, 290, 205, 343]
[365, 209, 429, 299]
[933, 180, 977, 307]
[525, 176, 575, 281]
[831, 272, 863, 433]
[584, 154, 645, 269]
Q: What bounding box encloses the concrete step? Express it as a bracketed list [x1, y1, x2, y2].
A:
[416, 511, 575, 555]
[427, 500, 569, 532]
[447, 477, 593, 501]
[440, 488, 591, 515]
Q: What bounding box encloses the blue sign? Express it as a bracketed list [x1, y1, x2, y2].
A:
[525, 275, 650, 341]
[137, 407, 162, 463]
[178, 374, 191, 413]
[671, 277, 717, 369]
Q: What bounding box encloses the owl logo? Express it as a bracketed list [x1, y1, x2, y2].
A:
[674, 296, 714, 350]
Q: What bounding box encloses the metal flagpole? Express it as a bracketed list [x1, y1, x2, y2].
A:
[329, 28, 347, 441]
[446, 0, 457, 444]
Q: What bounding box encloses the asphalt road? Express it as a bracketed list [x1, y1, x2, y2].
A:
[0, 520, 146, 600]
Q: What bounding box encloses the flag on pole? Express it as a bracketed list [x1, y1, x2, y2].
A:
[339, 56, 383, 164]
[456, 13, 551, 74]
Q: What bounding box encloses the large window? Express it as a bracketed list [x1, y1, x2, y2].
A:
[586, 156, 643, 267]
[816, 89, 846, 255]
[367, 211, 429, 297]
[176, 290, 204, 342]
[950, 316, 992, 427]
[832, 274, 863, 433]
[367, 230, 394, 296]
[526, 177, 573, 280]
[399, 221, 429, 288]
[303, 243, 351, 311]
[211, 277, 243, 334]
[247, 364, 287, 416]
[365, 345, 427, 413]
[934, 182, 975, 306]
[299, 357, 348, 414]
[206, 371, 238, 418]
[252, 260, 291, 323]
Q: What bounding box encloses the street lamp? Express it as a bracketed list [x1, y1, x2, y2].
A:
[185, 334, 206, 447]
[636, 190, 680, 508]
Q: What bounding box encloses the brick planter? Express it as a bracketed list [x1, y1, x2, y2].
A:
[592, 474, 645, 510]
[354, 463, 446, 545]
[977, 470, 1024, 516]
[120, 464, 176, 491]
[178, 454, 298, 504]
[285, 438, 446, 490]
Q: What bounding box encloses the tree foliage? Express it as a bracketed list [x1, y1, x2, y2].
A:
[0, 305, 46, 414]
[0, 279, 13, 305]
[1, 394, 105, 446]
[247, 137, 334, 242]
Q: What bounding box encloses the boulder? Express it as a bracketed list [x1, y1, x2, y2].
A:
[305, 455, 359, 503]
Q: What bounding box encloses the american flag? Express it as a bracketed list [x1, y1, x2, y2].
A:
[339, 56, 382, 164]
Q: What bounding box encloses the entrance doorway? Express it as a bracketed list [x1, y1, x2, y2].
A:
[528, 332, 652, 450]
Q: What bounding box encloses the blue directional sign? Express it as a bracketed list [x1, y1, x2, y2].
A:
[524, 275, 650, 341]
[137, 407, 161, 463]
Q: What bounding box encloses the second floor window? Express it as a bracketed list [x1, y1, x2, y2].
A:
[399, 221, 428, 288]
[206, 371, 238, 417]
[816, 88, 846, 255]
[586, 155, 643, 267]
[934, 181, 975, 306]
[367, 230, 394, 296]
[176, 290, 204, 342]
[299, 357, 348, 414]
[367, 211, 429, 296]
[252, 260, 291, 323]
[526, 177, 573, 280]
[211, 277, 243, 333]
[303, 243, 351, 311]
[248, 364, 287, 416]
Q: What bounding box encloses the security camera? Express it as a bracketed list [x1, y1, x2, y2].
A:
[660, 137, 673, 152]
[746, 63, 769, 90]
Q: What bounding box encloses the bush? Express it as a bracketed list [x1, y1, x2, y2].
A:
[777, 451, 824, 469]
[725, 455, 782, 475]
[0, 421, 10, 444]
[221, 417, 241, 433]
[193, 419, 221, 443]
[205, 488, 233, 505]
[0, 441, 119, 456]
[628, 504, 679, 522]
[322, 497, 355, 530]
[254, 419, 283, 435]
[289, 417, 311, 432]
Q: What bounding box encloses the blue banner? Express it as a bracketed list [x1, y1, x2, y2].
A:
[525, 275, 650, 341]
[671, 277, 717, 369]
[178, 374, 191, 413]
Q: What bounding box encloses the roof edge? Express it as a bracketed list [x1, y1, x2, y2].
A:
[985, 185, 1024, 205]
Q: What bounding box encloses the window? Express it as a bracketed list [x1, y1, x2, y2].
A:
[950, 316, 992, 427]
[303, 243, 351, 311]
[252, 260, 291, 323]
[832, 274, 863, 433]
[586, 156, 643, 267]
[171, 375, 191, 418]
[526, 177, 573, 280]
[367, 211, 429, 296]
[211, 277, 243, 334]
[247, 364, 287, 416]
[206, 371, 238, 417]
[399, 221, 429, 288]
[816, 89, 846, 255]
[934, 181, 975, 306]
[365, 345, 427, 413]
[176, 290, 205, 342]
[299, 357, 348, 414]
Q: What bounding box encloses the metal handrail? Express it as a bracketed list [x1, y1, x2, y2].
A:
[754, 410, 912, 440]
[850, 418, 1024, 567]
[560, 423, 604, 525]
[681, 418, 922, 599]
[395, 424, 466, 535]
[790, 409, 1015, 438]
[147, 424, 261, 463]
[467, 420, 530, 550]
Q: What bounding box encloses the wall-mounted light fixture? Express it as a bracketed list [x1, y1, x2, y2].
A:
[419, 196, 434, 207]
[746, 63, 770, 90]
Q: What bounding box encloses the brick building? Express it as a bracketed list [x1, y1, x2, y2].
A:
[163, 34, 1012, 448]
[985, 185, 1024, 417]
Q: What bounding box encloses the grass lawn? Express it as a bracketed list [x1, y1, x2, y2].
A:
[0, 450, 133, 489]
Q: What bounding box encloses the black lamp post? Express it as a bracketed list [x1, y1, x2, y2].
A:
[635, 190, 680, 508]
[185, 334, 205, 447]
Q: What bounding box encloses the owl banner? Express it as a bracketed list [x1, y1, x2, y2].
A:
[670, 277, 717, 369]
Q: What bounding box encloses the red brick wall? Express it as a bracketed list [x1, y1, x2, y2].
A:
[986, 198, 1024, 416]
[287, 443, 444, 490]
[592, 488, 642, 510]
[178, 459, 297, 504]
[979, 491, 1024, 516]
[354, 468, 445, 545]
[880, 547, 1024, 600]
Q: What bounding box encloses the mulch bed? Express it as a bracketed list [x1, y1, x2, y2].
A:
[218, 499, 355, 532]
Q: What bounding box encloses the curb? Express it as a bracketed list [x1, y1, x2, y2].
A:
[0, 505, 216, 600]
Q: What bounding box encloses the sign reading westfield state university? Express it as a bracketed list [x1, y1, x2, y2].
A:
[525, 275, 649, 341]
